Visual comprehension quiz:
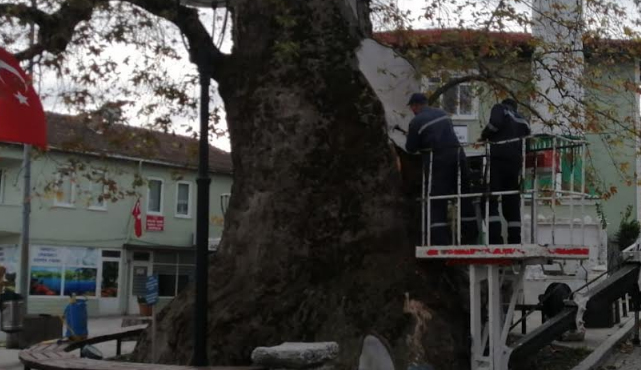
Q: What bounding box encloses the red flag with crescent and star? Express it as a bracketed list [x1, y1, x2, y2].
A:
[0, 47, 47, 149]
[132, 198, 142, 238]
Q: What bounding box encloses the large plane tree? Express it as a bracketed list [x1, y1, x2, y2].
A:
[1, 0, 639, 369]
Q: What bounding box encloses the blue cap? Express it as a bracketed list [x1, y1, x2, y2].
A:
[407, 93, 428, 105]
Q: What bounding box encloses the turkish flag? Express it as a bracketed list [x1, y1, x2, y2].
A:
[132, 198, 142, 238]
[0, 47, 47, 149]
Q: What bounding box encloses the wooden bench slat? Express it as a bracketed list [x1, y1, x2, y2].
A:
[19, 323, 265, 370]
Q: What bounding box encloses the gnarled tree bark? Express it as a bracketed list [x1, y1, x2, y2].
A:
[132, 1, 469, 369]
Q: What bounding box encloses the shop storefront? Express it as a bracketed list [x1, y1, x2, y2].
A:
[0, 245, 123, 316]
[0, 244, 195, 316]
[124, 245, 195, 315]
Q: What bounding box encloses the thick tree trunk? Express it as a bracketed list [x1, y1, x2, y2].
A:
[133, 1, 469, 368]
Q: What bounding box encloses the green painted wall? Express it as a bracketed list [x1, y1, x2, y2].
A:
[0, 146, 231, 247]
[0, 144, 233, 316]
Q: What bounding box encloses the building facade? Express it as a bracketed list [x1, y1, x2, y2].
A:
[377, 29, 641, 239]
[0, 111, 232, 317]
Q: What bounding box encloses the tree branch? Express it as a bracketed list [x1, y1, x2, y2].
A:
[122, 0, 228, 81]
[426, 75, 485, 106]
[0, 3, 50, 26]
[0, 0, 94, 61]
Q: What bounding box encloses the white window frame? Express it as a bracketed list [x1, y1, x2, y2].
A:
[88, 170, 108, 211]
[421, 75, 478, 120]
[175, 181, 193, 219]
[99, 249, 122, 299]
[53, 172, 76, 208]
[146, 177, 164, 216]
[152, 251, 195, 298]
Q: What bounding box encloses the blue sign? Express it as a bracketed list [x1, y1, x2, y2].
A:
[145, 275, 159, 306]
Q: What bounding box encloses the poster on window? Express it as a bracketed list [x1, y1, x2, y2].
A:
[65, 247, 98, 267]
[64, 267, 97, 296]
[0, 245, 18, 291]
[146, 215, 165, 231]
[30, 266, 62, 295]
[29, 246, 98, 296]
[31, 246, 64, 266]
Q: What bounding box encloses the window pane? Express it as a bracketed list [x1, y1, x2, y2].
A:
[133, 252, 150, 261]
[101, 261, 119, 297]
[177, 265, 195, 293]
[154, 252, 177, 264]
[148, 180, 162, 213]
[178, 251, 195, 265]
[443, 86, 458, 114]
[102, 250, 121, 258]
[57, 175, 73, 204]
[91, 182, 106, 208]
[132, 266, 148, 296]
[64, 267, 97, 297]
[153, 264, 177, 297]
[30, 266, 62, 296]
[177, 183, 190, 215]
[459, 84, 473, 115]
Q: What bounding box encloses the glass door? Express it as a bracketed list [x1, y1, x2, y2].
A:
[99, 250, 121, 315]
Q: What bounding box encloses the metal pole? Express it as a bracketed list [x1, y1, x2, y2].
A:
[152, 304, 156, 362]
[551, 137, 557, 245]
[427, 152, 433, 247]
[19, 145, 31, 304]
[634, 297, 640, 345]
[193, 56, 211, 367]
[422, 163, 426, 246]
[520, 138, 525, 245]
[485, 143, 490, 245]
[19, 0, 37, 309]
[457, 150, 461, 245]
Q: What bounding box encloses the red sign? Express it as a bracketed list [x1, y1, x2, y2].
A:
[146, 215, 164, 231]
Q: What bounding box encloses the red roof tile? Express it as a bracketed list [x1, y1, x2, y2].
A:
[374, 28, 641, 56]
[45, 112, 232, 174]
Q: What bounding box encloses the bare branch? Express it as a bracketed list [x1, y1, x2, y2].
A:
[122, 0, 227, 81]
[0, 0, 94, 61]
[0, 3, 49, 26]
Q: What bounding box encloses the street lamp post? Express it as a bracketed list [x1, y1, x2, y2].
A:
[193, 54, 211, 367]
[178, 1, 226, 365]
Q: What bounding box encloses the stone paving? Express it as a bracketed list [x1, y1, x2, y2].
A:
[599, 341, 641, 370]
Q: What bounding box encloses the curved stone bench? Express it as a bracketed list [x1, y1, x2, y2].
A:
[19, 325, 263, 370]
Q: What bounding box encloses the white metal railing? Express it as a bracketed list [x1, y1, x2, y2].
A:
[420, 134, 592, 248]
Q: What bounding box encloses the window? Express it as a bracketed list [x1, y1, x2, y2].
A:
[133, 252, 150, 261]
[101, 250, 120, 298]
[147, 178, 163, 215]
[29, 246, 99, 297]
[423, 77, 476, 118]
[221, 193, 231, 216]
[88, 170, 107, 210]
[175, 181, 192, 218]
[152, 251, 195, 297]
[54, 172, 75, 207]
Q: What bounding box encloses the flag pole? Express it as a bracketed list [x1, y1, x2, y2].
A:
[19, 0, 37, 311]
[19, 144, 30, 304]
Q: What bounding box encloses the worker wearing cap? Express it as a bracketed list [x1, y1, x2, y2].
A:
[405, 93, 478, 246]
[481, 98, 531, 244]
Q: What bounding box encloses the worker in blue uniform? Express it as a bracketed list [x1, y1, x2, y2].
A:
[405, 93, 478, 246]
[481, 98, 531, 244]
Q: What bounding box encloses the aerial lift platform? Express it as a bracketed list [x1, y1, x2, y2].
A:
[416, 134, 641, 370]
